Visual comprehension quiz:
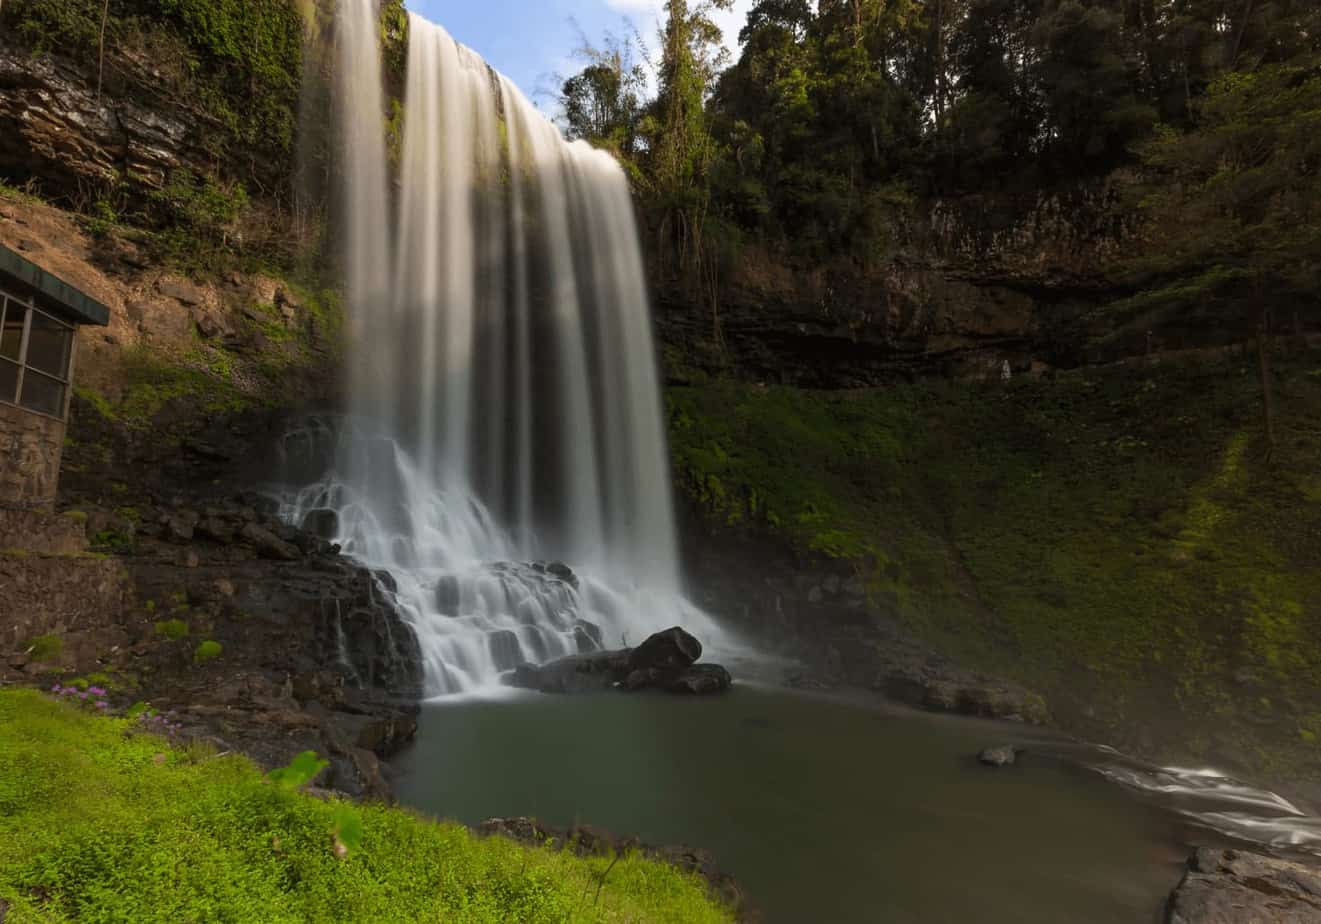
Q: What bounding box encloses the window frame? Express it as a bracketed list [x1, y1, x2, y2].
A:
[0, 286, 76, 422]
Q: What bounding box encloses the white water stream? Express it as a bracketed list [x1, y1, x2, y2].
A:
[287, 1, 723, 696]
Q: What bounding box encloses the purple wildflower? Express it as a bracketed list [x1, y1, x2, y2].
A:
[95, 701, 109, 710]
[50, 684, 60, 692]
[88, 687, 107, 697]
[78, 691, 88, 700]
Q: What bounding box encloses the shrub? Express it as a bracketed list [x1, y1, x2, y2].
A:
[27, 634, 63, 663]
[154, 619, 189, 641]
[193, 640, 223, 663]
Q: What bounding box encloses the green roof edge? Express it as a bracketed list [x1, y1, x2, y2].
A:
[0, 245, 111, 327]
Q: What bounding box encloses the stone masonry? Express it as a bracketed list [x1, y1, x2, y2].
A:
[0, 401, 64, 506]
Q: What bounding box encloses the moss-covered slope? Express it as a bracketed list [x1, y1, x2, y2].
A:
[669, 354, 1321, 779]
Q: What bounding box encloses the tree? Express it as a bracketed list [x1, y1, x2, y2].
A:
[559, 35, 647, 157]
[1031, 0, 1155, 167]
[1119, 57, 1321, 449]
[644, 0, 734, 269]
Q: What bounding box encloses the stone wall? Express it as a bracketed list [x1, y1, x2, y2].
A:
[0, 401, 64, 506]
[0, 555, 131, 663]
[0, 508, 85, 555]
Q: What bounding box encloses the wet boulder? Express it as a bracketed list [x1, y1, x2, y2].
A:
[488, 630, 524, 672]
[506, 649, 631, 695]
[572, 620, 603, 653]
[504, 627, 731, 696]
[301, 508, 340, 540]
[977, 745, 1018, 767]
[239, 522, 301, 561]
[628, 626, 702, 673]
[667, 664, 733, 695]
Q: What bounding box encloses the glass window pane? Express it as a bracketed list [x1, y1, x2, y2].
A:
[0, 301, 25, 361]
[19, 370, 65, 418]
[0, 359, 18, 404]
[26, 310, 71, 379]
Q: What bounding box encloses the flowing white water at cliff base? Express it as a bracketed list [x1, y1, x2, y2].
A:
[308, 2, 727, 695]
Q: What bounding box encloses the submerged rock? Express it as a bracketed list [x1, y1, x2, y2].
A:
[883, 670, 1050, 725]
[1166, 848, 1321, 923]
[977, 745, 1018, 767]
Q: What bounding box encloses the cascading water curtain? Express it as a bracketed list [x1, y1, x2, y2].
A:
[287, 1, 724, 695]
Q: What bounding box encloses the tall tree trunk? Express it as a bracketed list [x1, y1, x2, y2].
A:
[1229, 0, 1256, 67]
[934, 0, 946, 122]
[1256, 299, 1275, 454]
[97, 0, 111, 100]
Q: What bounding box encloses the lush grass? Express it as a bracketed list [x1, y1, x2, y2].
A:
[668, 356, 1321, 775]
[0, 690, 733, 924]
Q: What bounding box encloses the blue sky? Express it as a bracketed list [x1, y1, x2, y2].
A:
[407, 1, 753, 110]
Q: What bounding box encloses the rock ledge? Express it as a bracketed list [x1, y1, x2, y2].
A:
[1166, 848, 1321, 924]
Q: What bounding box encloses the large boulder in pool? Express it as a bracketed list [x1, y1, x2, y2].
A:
[504, 627, 730, 696]
[628, 626, 702, 673]
[1166, 848, 1321, 923]
[666, 664, 732, 695]
[505, 649, 631, 694]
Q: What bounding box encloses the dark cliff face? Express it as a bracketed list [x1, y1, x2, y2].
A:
[0, 46, 214, 201]
[0, 39, 289, 208]
[653, 175, 1295, 388]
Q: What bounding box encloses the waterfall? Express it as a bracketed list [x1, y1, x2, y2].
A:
[288, 0, 723, 696]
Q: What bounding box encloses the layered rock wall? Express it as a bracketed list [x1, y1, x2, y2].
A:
[0, 44, 224, 203]
[656, 176, 1274, 386]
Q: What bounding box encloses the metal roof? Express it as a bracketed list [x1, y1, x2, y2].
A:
[0, 244, 111, 327]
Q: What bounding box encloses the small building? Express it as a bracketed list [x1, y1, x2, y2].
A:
[0, 245, 110, 507]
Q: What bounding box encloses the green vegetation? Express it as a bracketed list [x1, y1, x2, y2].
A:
[145, 169, 253, 275]
[91, 526, 136, 555]
[669, 357, 1321, 773]
[3, 0, 302, 160]
[64, 672, 129, 693]
[193, 640, 223, 663]
[562, 0, 1320, 280]
[76, 348, 258, 434]
[0, 690, 732, 923]
[1, 0, 312, 276]
[153, 619, 189, 641]
[1114, 59, 1321, 447]
[25, 635, 63, 664]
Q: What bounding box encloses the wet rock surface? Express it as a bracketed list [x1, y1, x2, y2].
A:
[505, 627, 733, 696]
[0, 490, 423, 801]
[978, 745, 1018, 767]
[480, 816, 751, 920]
[1165, 849, 1321, 924]
[681, 514, 1052, 725]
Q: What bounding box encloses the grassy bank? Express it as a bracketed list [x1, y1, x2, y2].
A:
[669, 353, 1321, 778]
[0, 690, 732, 923]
